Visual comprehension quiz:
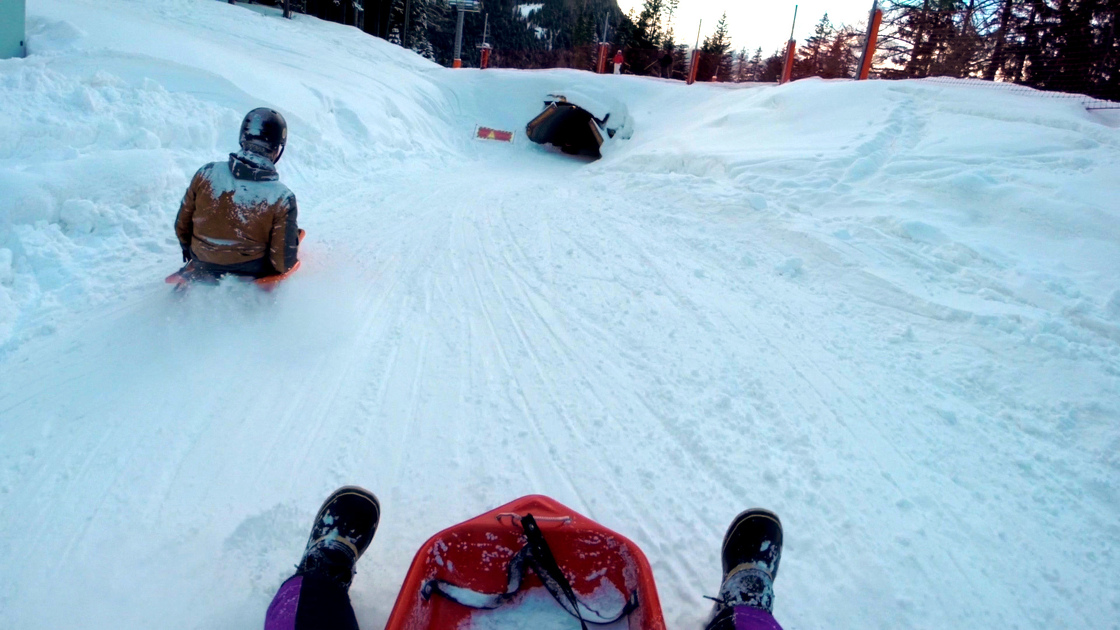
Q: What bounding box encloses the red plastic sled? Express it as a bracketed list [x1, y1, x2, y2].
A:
[385, 495, 666, 630]
[166, 230, 305, 290]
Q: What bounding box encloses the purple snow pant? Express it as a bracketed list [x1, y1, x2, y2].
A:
[265, 574, 359, 630]
[263, 576, 783, 630]
[706, 604, 785, 630]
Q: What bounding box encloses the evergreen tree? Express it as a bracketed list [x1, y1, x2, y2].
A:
[983, 0, 1019, 79]
[1011, 0, 1119, 98]
[408, 0, 436, 59]
[735, 47, 749, 81]
[881, 0, 994, 78]
[386, 0, 436, 59]
[662, 0, 679, 52]
[821, 25, 859, 77]
[699, 12, 732, 81]
[759, 47, 787, 81]
[327, 0, 1119, 97]
[630, 0, 667, 49]
[666, 0, 680, 24]
[796, 13, 834, 77]
[750, 47, 763, 81]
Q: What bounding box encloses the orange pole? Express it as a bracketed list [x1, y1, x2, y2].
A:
[597, 43, 609, 74]
[452, 59, 462, 69]
[687, 50, 701, 85]
[779, 40, 796, 84]
[858, 9, 883, 80]
[480, 47, 491, 69]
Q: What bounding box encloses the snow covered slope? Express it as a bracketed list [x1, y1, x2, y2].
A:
[1, 1, 1118, 629]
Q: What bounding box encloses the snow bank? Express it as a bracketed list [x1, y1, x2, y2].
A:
[601, 76, 1120, 343]
[0, 0, 455, 351]
[1, 1, 1118, 630]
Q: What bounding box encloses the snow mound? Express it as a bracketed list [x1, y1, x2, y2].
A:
[0, 0, 456, 351]
[1, 1, 1118, 630]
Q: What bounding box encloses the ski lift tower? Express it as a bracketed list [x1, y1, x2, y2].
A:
[1, 0, 27, 59]
[449, 0, 481, 68]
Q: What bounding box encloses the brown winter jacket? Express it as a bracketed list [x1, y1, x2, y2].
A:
[174, 150, 299, 274]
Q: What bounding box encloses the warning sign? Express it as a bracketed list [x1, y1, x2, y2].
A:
[476, 126, 514, 143]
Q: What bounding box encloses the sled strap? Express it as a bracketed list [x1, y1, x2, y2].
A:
[521, 513, 589, 630]
[421, 513, 638, 627]
[421, 545, 529, 610]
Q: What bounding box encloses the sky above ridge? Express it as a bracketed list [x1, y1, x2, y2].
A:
[616, 0, 878, 55]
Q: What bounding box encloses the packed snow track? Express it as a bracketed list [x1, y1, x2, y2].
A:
[1, 1, 1118, 629]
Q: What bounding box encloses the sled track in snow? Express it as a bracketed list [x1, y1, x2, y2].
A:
[2, 7, 1118, 625]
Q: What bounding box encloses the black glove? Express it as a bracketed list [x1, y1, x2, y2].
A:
[182, 246, 193, 263]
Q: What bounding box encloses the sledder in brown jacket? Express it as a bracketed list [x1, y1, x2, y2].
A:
[174, 108, 299, 278]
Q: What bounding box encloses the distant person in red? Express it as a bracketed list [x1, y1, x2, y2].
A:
[613, 50, 624, 74]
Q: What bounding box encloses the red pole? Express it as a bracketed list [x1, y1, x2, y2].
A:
[779, 40, 796, 84]
[687, 50, 701, 85]
[779, 5, 798, 85]
[480, 45, 491, 69]
[597, 43, 610, 74]
[858, 9, 883, 80]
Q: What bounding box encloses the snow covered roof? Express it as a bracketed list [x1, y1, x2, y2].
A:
[516, 3, 543, 19]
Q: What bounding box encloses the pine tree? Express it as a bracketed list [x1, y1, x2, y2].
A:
[880, 0, 992, 78]
[751, 47, 763, 81]
[1006, 0, 1119, 99]
[796, 13, 834, 77]
[699, 12, 732, 81]
[631, 0, 667, 49]
[735, 47, 749, 81]
[387, 0, 436, 59]
[821, 26, 858, 77]
[701, 11, 731, 54]
[759, 47, 786, 81]
[408, 0, 436, 60]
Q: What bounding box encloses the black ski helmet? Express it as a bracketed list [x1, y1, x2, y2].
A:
[239, 108, 288, 163]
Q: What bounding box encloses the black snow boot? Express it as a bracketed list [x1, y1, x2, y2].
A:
[296, 486, 380, 589]
[714, 508, 782, 614]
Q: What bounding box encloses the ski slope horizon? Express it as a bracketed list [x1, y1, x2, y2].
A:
[1, 1, 1119, 629]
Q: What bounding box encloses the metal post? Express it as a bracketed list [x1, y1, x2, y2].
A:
[779, 5, 798, 85]
[284, 0, 291, 19]
[857, 1, 883, 80]
[453, 7, 465, 68]
[597, 12, 611, 75]
[779, 40, 796, 84]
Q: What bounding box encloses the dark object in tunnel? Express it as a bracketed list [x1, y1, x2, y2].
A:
[525, 98, 607, 158]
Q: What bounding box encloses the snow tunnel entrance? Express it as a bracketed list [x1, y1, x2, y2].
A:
[525, 97, 607, 159]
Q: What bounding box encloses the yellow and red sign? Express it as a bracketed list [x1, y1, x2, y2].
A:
[476, 126, 514, 143]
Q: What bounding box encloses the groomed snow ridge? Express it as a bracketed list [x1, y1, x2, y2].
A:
[1, 1, 1118, 629]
